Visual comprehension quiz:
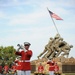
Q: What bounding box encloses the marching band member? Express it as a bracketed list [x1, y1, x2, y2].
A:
[0, 63, 2, 74]
[15, 57, 22, 75]
[15, 42, 33, 75]
[3, 63, 9, 74]
[47, 59, 55, 75]
[54, 63, 59, 74]
[38, 63, 44, 73]
[11, 63, 17, 75]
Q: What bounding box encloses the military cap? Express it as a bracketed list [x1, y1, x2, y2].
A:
[24, 42, 31, 46]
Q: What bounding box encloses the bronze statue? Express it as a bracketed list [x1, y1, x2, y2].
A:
[37, 37, 54, 59]
[37, 34, 73, 60]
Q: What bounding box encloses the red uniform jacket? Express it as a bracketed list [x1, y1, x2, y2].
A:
[47, 61, 55, 71]
[4, 65, 9, 72]
[38, 65, 44, 73]
[54, 65, 59, 72]
[15, 60, 22, 70]
[15, 50, 32, 70]
[0, 66, 2, 73]
[11, 65, 16, 72]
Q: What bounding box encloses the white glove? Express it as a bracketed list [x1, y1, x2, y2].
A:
[16, 48, 20, 52]
[48, 60, 51, 62]
[20, 45, 26, 52]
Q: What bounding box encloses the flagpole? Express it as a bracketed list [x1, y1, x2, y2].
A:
[47, 8, 60, 34]
[50, 14, 59, 34]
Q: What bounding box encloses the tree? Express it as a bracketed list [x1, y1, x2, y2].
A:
[0, 46, 17, 67]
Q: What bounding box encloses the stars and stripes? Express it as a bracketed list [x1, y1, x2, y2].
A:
[48, 9, 63, 20]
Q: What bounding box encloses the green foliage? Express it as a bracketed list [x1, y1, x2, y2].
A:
[0, 46, 17, 67]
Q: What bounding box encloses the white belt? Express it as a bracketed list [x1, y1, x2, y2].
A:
[21, 60, 30, 62]
[16, 64, 21, 66]
[50, 66, 54, 67]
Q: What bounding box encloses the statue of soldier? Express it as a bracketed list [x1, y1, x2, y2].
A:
[37, 37, 54, 59]
[53, 40, 73, 58]
[48, 34, 63, 59]
[42, 34, 63, 59]
[38, 34, 65, 59]
[61, 43, 73, 58]
[37, 33, 73, 60]
[52, 40, 65, 57]
[42, 37, 55, 59]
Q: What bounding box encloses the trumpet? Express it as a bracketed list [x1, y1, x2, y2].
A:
[17, 44, 26, 51]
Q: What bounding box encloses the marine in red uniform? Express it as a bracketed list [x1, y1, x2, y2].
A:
[54, 63, 59, 73]
[11, 63, 17, 75]
[47, 59, 55, 75]
[0, 64, 2, 74]
[15, 42, 33, 75]
[3, 64, 9, 74]
[15, 57, 22, 75]
[38, 63, 44, 73]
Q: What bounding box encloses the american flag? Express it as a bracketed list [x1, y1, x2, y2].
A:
[48, 10, 63, 20]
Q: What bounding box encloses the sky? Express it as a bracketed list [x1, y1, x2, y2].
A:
[0, 0, 75, 60]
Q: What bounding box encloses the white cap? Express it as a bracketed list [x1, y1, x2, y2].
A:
[24, 42, 31, 46]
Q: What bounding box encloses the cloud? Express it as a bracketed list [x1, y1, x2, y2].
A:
[1, 0, 74, 27]
[8, 9, 48, 26]
[59, 0, 75, 8]
[0, 25, 55, 44]
[0, 11, 6, 18]
[0, 0, 75, 9]
[0, 0, 32, 7]
[2, 0, 74, 29]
